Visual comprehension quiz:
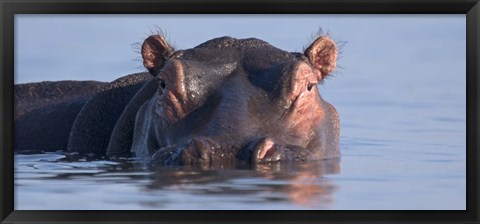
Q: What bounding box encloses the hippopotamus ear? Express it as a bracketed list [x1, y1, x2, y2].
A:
[141, 35, 175, 76]
[304, 36, 337, 79]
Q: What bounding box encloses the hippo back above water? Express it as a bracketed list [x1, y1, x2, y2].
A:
[14, 33, 340, 166]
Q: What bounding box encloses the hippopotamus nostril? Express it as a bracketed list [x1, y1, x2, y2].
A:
[253, 137, 276, 161]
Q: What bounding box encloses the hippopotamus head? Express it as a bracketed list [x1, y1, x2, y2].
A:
[132, 34, 340, 166]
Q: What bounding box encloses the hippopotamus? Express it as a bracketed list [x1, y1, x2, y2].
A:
[14, 33, 340, 166]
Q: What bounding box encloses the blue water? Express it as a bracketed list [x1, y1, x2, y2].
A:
[14, 15, 466, 210]
[14, 74, 466, 210]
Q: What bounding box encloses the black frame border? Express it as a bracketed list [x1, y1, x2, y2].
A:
[1, 0, 479, 223]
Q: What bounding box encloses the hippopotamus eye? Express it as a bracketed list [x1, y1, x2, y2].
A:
[307, 83, 314, 91]
[159, 79, 166, 90]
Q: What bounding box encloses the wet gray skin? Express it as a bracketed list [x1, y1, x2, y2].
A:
[14, 34, 340, 166]
[131, 35, 340, 166]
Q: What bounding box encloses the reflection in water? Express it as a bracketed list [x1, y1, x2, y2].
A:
[145, 159, 341, 207]
[15, 152, 341, 209]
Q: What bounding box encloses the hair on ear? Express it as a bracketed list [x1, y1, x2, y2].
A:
[131, 26, 178, 75]
[303, 27, 346, 80]
[138, 27, 177, 76]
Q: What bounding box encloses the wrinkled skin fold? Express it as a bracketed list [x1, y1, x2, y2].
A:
[14, 34, 340, 166]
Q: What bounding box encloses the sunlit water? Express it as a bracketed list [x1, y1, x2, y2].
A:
[14, 15, 466, 210]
